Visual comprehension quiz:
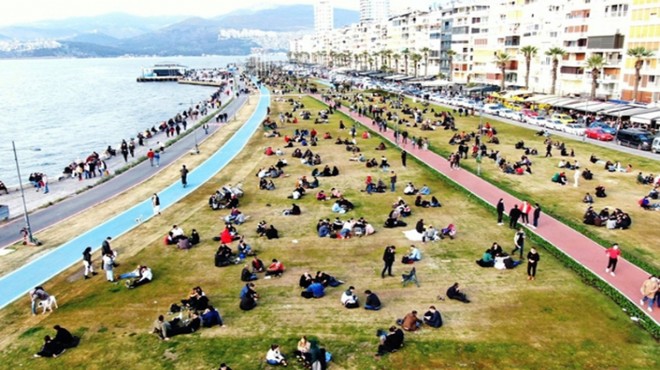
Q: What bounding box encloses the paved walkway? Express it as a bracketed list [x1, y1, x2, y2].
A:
[315, 94, 659, 325]
[0, 85, 241, 249]
[0, 82, 270, 310]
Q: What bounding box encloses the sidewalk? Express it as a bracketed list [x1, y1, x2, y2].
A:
[320, 96, 660, 325]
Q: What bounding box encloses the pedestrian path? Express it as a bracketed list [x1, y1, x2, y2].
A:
[0, 84, 270, 310]
[316, 95, 659, 325]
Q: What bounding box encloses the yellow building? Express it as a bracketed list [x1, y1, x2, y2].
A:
[622, 0, 660, 103]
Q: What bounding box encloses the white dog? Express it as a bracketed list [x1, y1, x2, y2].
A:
[38, 295, 58, 314]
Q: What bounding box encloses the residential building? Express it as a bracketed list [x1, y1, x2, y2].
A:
[360, 0, 391, 23]
[314, 0, 334, 33]
[622, 0, 660, 103]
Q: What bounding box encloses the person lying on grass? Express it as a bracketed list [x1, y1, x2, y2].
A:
[125, 266, 152, 288]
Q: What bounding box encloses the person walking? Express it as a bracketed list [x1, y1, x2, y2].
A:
[605, 243, 621, 277]
[527, 247, 540, 280]
[640, 275, 658, 312]
[102, 253, 114, 282]
[574, 168, 581, 187]
[509, 204, 521, 229]
[496, 199, 505, 225]
[152, 193, 161, 216]
[512, 228, 525, 259]
[401, 150, 407, 167]
[147, 149, 155, 167]
[532, 203, 542, 229]
[82, 246, 97, 280]
[381, 246, 396, 278]
[154, 150, 161, 167]
[389, 171, 397, 192]
[180, 165, 189, 188]
[520, 201, 531, 225]
[545, 142, 552, 157]
[42, 174, 49, 194]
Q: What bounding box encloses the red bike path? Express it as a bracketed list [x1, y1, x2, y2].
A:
[315, 95, 659, 325]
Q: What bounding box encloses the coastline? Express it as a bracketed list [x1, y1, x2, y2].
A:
[0, 80, 237, 239]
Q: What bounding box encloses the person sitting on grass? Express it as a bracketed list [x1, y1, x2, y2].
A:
[414, 195, 431, 208]
[341, 286, 360, 308]
[239, 283, 259, 311]
[583, 192, 594, 204]
[422, 225, 440, 242]
[418, 185, 431, 195]
[399, 310, 422, 331]
[34, 335, 65, 358]
[283, 203, 301, 216]
[299, 272, 314, 289]
[595, 185, 607, 198]
[152, 315, 172, 341]
[52, 325, 79, 349]
[316, 190, 327, 201]
[177, 235, 192, 250]
[252, 256, 265, 273]
[494, 253, 522, 270]
[364, 290, 382, 310]
[403, 182, 418, 195]
[423, 306, 443, 328]
[582, 168, 593, 180]
[332, 200, 347, 214]
[551, 172, 567, 185]
[402, 245, 421, 264]
[430, 196, 441, 207]
[201, 306, 224, 327]
[302, 281, 325, 298]
[181, 286, 209, 312]
[215, 244, 236, 267]
[376, 326, 404, 356]
[476, 249, 495, 267]
[265, 259, 285, 277]
[241, 264, 258, 281]
[266, 344, 288, 366]
[125, 265, 152, 288]
[446, 282, 470, 303]
[265, 225, 279, 239]
[440, 224, 457, 239]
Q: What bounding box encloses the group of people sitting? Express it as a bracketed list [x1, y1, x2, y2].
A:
[311, 165, 339, 177]
[153, 286, 224, 341]
[163, 225, 200, 250]
[208, 184, 243, 210]
[316, 217, 376, 238]
[364, 176, 387, 194]
[414, 219, 457, 241]
[414, 194, 441, 208]
[395, 306, 444, 332]
[299, 271, 345, 298]
[583, 206, 632, 229]
[115, 264, 154, 288]
[33, 325, 80, 358]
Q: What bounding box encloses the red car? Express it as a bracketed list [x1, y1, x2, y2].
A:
[585, 128, 614, 141]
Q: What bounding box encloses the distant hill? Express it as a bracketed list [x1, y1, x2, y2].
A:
[0, 5, 359, 58]
[215, 5, 359, 32]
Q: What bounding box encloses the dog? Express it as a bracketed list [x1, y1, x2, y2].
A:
[38, 295, 58, 314]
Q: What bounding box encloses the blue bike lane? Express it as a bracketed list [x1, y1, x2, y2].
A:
[0, 84, 270, 310]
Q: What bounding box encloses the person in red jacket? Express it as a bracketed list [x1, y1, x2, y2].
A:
[605, 243, 621, 277]
[520, 201, 532, 225]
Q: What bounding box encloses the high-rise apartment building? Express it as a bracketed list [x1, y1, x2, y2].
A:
[314, 0, 334, 33]
[360, 0, 390, 23]
[622, 0, 660, 103]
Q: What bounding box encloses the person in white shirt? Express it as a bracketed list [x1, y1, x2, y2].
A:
[341, 286, 360, 308]
[266, 344, 288, 366]
[126, 266, 153, 288]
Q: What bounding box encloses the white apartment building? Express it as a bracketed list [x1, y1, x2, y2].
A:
[314, 0, 334, 33]
[360, 0, 391, 23]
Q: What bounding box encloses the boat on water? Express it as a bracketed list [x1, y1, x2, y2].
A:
[137, 63, 188, 82]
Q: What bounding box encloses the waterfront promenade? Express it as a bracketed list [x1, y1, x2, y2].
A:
[0, 88, 240, 249]
[313, 94, 660, 325]
[0, 83, 269, 310]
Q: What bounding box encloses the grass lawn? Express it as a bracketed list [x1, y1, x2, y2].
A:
[0, 93, 657, 369]
[325, 87, 660, 272]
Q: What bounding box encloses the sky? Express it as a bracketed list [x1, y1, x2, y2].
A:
[1, 0, 436, 27]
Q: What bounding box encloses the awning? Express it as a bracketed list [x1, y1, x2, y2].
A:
[630, 109, 660, 124]
[419, 80, 453, 87]
[553, 98, 582, 108]
[616, 107, 659, 117]
[384, 74, 406, 80]
[525, 95, 554, 102]
[583, 102, 621, 113]
[599, 105, 637, 115]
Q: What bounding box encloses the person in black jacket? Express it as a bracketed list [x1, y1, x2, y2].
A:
[376, 326, 404, 356]
[527, 247, 540, 280]
[423, 306, 443, 328]
[381, 246, 396, 278]
[446, 282, 470, 303]
[508, 204, 521, 229]
[53, 325, 79, 348]
[364, 290, 382, 310]
[34, 335, 65, 358]
[496, 199, 505, 225]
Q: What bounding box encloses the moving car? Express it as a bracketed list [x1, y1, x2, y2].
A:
[585, 127, 615, 141]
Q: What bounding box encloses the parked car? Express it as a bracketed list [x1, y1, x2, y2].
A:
[525, 116, 547, 126]
[544, 119, 564, 130]
[483, 104, 503, 115]
[551, 113, 576, 124]
[585, 128, 615, 141]
[563, 123, 586, 136]
[588, 121, 617, 135]
[652, 136, 660, 154]
[616, 128, 654, 150]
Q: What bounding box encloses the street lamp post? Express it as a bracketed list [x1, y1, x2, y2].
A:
[12, 141, 37, 245]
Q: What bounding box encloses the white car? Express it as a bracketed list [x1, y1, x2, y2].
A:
[563, 123, 586, 136]
[544, 119, 564, 130]
[498, 109, 515, 119]
[483, 104, 503, 115]
[525, 116, 547, 126]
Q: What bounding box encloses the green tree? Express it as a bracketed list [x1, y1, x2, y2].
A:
[627, 46, 655, 102]
[520, 45, 538, 90]
[494, 51, 512, 92]
[393, 53, 401, 73]
[586, 54, 605, 99]
[420, 47, 431, 76]
[411, 53, 423, 77]
[402, 48, 410, 75]
[545, 47, 567, 95]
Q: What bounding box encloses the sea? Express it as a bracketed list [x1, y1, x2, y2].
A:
[0, 55, 278, 187]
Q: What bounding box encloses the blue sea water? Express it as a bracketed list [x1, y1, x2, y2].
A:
[0, 55, 253, 186]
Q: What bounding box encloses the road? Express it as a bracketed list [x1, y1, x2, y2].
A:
[0, 91, 248, 249]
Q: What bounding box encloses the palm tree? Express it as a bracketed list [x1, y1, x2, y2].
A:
[402, 48, 410, 75]
[372, 51, 381, 70]
[446, 50, 457, 82]
[411, 53, 423, 77]
[520, 45, 538, 90]
[545, 47, 567, 95]
[494, 51, 511, 92]
[586, 54, 605, 99]
[353, 54, 360, 70]
[627, 46, 655, 102]
[382, 49, 393, 70]
[420, 47, 431, 76]
[361, 51, 369, 71]
[393, 53, 401, 73]
[368, 57, 374, 70]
